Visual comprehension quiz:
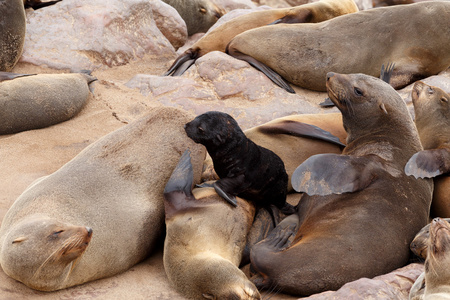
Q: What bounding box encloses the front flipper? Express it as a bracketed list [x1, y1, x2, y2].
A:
[292, 154, 381, 196]
[0, 72, 36, 82]
[213, 175, 246, 207]
[380, 62, 395, 84]
[163, 150, 195, 218]
[163, 49, 198, 76]
[257, 120, 345, 148]
[405, 148, 450, 179]
[24, 0, 62, 9]
[226, 48, 295, 94]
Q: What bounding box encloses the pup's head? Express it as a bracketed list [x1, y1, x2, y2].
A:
[184, 111, 244, 151]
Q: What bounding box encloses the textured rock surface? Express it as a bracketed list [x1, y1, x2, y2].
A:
[21, 0, 184, 71]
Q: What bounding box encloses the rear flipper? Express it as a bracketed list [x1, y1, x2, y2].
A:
[226, 47, 295, 94]
[405, 148, 450, 179]
[0, 72, 36, 82]
[164, 49, 198, 76]
[163, 150, 195, 219]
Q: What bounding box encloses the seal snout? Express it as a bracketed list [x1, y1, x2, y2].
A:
[86, 227, 93, 237]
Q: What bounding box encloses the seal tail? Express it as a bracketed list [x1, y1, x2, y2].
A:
[163, 49, 198, 76]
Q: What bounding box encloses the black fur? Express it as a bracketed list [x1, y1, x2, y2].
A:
[185, 111, 293, 213]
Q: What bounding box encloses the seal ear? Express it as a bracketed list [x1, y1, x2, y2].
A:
[292, 154, 382, 196]
[379, 103, 388, 115]
[405, 148, 450, 178]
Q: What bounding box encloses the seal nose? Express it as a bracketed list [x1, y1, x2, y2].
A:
[326, 72, 335, 81]
[86, 227, 93, 237]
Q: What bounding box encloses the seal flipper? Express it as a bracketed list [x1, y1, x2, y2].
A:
[257, 120, 345, 147]
[405, 148, 450, 179]
[269, 9, 312, 25]
[213, 175, 246, 207]
[226, 48, 295, 93]
[24, 0, 62, 9]
[163, 150, 195, 219]
[0, 72, 36, 82]
[319, 97, 335, 107]
[292, 154, 381, 196]
[164, 49, 198, 76]
[380, 62, 395, 84]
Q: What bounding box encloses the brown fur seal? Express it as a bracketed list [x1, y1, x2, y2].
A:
[164, 0, 358, 76]
[0, 72, 97, 135]
[227, 2, 450, 92]
[248, 72, 433, 296]
[161, 0, 225, 36]
[405, 81, 450, 218]
[409, 218, 450, 300]
[163, 150, 260, 300]
[185, 111, 294, 214]
[410, 218, 450, 260]
[0, 107, 205, 291]
[0, 0, 26, 72]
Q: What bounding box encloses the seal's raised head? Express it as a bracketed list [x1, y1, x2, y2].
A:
[425, 218, 450, 286]
[0, 217, 92, 291]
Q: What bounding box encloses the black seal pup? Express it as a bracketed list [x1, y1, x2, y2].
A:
[184, 111, 294, 214]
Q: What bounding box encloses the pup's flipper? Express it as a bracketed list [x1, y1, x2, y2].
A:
[24, 0, 62, 9]
[163, 150, 195, 218]
[257, 120, 345, 147]
[405, 148, 450, 179]
[214, 180, 238, 207]
[0, 72, 36, 82]
[226, 48, 295, 93]
[292, 153, 381, 196]
[164, 49, 198, 76]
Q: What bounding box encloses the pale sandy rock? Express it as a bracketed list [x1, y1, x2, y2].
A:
[127, 51, 323, 129]
[21, 0, 179, 71]
[214, 0, 257, 11]
[256, 0, 291, 8]
[354, 0, 373, 10]
[150, 0, 188, 49]
[304, 263, 424, 300]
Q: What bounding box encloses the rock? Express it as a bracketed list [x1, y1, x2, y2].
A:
[151, 0, 188, 49]
[21, 0, 183, 71]
[304, 263, 424, 300]
[214, 0, 257, 10]
[126, 51, 325, 129]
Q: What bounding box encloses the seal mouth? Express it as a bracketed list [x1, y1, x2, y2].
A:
[411, 81, 425, 104]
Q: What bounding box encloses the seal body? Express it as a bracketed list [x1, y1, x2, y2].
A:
[0, 72, 96, 135]
[164, 0, 358, 76]
[0, 107, 205, 291]
[161, 0, 224, 35]
[410, 218, 450, 300]
[163, 150, 259, 300]
[0, 0, 26, 71]
[405, 81, 450, 218]
[227, 2, 450, 92]
[185, 111, 291, 212]
[249, 72, 433, 296]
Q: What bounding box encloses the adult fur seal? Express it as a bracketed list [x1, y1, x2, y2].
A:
[0, 107, 205, 291]
[0, 0, 26, 71]
[163, 150, 260, 300]
[227, 2, 450, 92]
[161, 0, 224, 36]
[405, 81, 450, 218]
[185, 111, 294, 214]
[409, 218, 450, 300]
[164, 0, 358, 76]
[202, 113, 346, 192]
[0, 72, 96, 135]
[248, 72, 433, 296]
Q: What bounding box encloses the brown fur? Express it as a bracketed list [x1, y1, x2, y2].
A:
[227, 2, 450, 91]
[0, 107, 205, 291]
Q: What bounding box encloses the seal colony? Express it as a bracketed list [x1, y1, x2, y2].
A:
[227, 2, 450, 92]
[0, 107, 205, 291]
[163, 150, 260, 300]
[164, 0, 358, 76]
[405, 81, 450, 218]
[0, 72, 97, 135]
[248, 72, 433, 296]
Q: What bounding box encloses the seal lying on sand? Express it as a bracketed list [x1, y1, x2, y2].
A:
[405, 81, 450, 218]
[0, 107, 205, 291]
[248, 72, 433, 296]
[185, 111, 294, 214]
[0, 0, 26, 71]
[227, 2, 450, 92]
[0, 72, 97, 135]
[409, 218, 450, 300]
[164, 0, 358, 76]
[163, 150, 260, 300]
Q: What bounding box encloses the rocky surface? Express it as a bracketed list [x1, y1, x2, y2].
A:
[0, 0, 448, 299]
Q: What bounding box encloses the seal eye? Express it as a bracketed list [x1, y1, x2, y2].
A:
[50, 230, 64, 239]
[427, 87, 434, 95]
[354, 87, 364, 97]
[441, 97, 448, 103]
[198, 126, 205, 133]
